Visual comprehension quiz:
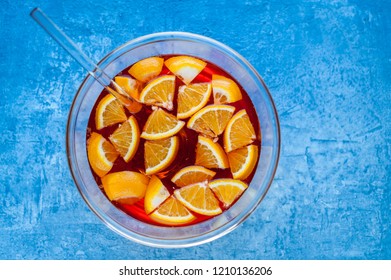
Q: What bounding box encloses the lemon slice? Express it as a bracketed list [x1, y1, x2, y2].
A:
[95, 94, 127, 130]
[195, 135, 229, 169]
[149, 196, 196, 226]
[171, 165, 216, 187]
[139, 75, 175, 110]
[228, 144, 259, 180]
[141, 108, 185, 140]
[165, 55, 207, 84]
[209, 179, 248, 208]
[87, 132, 119, 177]
[223, 109, 256, 152]
[128, 56, 164, 83]
[101, 171, 149, 205]
[187, 104, 235, 138]
[177, 83, 212, 119]
[108, 116, 140, 162]
[144, 136, 179, 175]
[144, 175, 170, 214]
[174, 182, 222, 216]
[212, 74, 242, 104]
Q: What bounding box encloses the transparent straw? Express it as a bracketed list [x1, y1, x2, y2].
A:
[30, 7, 141, 113]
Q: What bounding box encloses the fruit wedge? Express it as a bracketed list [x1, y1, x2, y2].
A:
[87, 132, 119, 177]
[165, 55, 207, 84]
[223, 109, 256, 152]
[95, 94, 127, 130]
[149, 196, 196, 226]
[144, 175, 170, 214]
[101, 171, 149, 205]
[228, 144, 259, 180]
[171, 165, 216, 187]
[195, 136, 229, 169]
[174, 182, 222, 216]
[108, 116, 140, 162]
[141, 107, 185, 140]
[139, 75, 175, 110]
[114, 76, 143, 101]
[187, 104, 235, 138]
[212, 74, 242, 104]
[209, 179, 248, 208]
[128, 56, 164, 83]
[144, 136, 179, 175]
[177, 83, 212, 119]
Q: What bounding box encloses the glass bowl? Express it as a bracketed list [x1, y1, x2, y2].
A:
[67, 32, 280, 248]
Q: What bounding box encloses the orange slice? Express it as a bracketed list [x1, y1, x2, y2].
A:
[212, 74, 242, 104]
[149, 196, 196, 226]
[187, 104, 235, 138]
[209, 179, 248, 208]
[139, 75, 175, 110]
[144, 175, 170, 214]
[87, 132, 119, 177]
[174, 182, 222, 216]
[101, 171, 149, 205]
[114, 76, 143, 100]
[141, 108, 185, 140]
[223, 109, 257, 152]
[165, 55, 207, 84]
[108, 116, 140, 162]
[171, 165, 216, 187]
[228, 144, 259, 180]
[144, 136, 179, 175]
[177, 83, 212, 119]
[95, 94, 127, 130]
[128, 56, 164, 83]
[195, 135, 229, 169]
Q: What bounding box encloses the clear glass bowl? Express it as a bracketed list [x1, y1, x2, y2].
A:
[67, 32, 280, 248]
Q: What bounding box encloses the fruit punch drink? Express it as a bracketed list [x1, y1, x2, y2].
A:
[86, 55, 261, 226]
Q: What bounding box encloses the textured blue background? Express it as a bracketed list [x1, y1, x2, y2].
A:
[1, 0, 390, 259]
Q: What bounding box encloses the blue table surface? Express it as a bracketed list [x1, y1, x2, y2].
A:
[1, 0, 390, 260]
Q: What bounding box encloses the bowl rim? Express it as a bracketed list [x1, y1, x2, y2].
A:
[66, 31, 281, 248]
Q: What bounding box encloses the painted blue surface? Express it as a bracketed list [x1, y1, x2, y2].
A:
[0, 0, 390, 259]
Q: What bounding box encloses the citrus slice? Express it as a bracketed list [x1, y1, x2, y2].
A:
[139, 75, 175, 110]
[174, 182, 222, 216]
[101, 171, 149, 205]
[212, 74, 242, 104]
[177, 83, 212, 119]
[165, 55, 207, 84]
[141, 108, 185, 140]
[95, 94, 127, 130]
[108, 116, 140, 162]
[228, 144, 259, 180]
[223, 109, 257, 152]
[171, 165, 216, 187]
[195, 135, 229, 169]
[114, 76, 143, 100]
[144, 136, 179, 175]
[187, 104, 235, 138]
[87, 132, 119, 177]
[149, 196, 196, 226]
[144, 175, 170, 214]
[128, 56, 164, 83]
[209, 179, 248, 208]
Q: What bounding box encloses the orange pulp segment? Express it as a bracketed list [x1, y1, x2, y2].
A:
[139, 75, 175, 110]
[95, 94, 127, 130]
[223, 109, 256, 152]
[101, 171, 149, 205]
[177, 83, 212, 119]
[171, 165, 216, 187]
[87, 132, 119, 177]
[195, 135, 229, 169]
[144, 175, 170, 214]
[187, 104, 235, 138]
[141, 107, 185, 140]
[209, 179, 248, 208]
[228, 144, 259, 180]
[144, 136, 179, 175]
[165, 55, 207, 84]
[212, 74, 242, 104]
[128, 56, 164, 83]
[174, 182, 222, 216]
